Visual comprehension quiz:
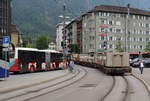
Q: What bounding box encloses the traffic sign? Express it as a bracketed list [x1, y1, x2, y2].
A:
[2, 48, 9, 51]
[3, 36, 10, 47]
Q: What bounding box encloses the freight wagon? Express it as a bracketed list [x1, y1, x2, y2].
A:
[72, 52, 132, 75]
[9, 48, 67, 73]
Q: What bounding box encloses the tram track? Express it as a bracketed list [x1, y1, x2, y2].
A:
[99, 75, 130, 101]
[100, 76, 116, 101]
[121, 76, 130, 101]
[1, 67, 88, 101]
[131, 74, 150, 99]
[100, 74, 150, 101]
[123, 75, 150, 101]
[0, 70, 70, 94]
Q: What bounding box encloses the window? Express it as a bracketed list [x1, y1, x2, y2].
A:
[116, 21, 121, 25]
[99, 12, 101, 16]
[100, 18, 107, 24]
[0, 19, 2, 24]
[109, 36, 113, 41]
[146, 24, 149, 28]
[89, 36, 94, 40]
[134, 45, 136, 49]
[146, 38, 149, 41]
[101, 36, 105, 40]
[140, 30, 142, 34]
[109, 21, 113, 25]
[113, 28, 116, 33]
[107, 13, 110, 16]
[99, 44, 101, 48]
[109, 28, 112, 32]
[140, 45, 143, 49]
[133, 15, 136, 19]
[103, 12, 106, 16]
[139, 38, 142, 42]
[134, 38, 136, 41]
[139, 16, 142, 20]
[134, 29, 136, 34]
[146, 31, 149, 35]
[90, 44, 94, 49]
[117, 37, 121, 40]
[146, 17, 149, 20]
[101, 28, 105, 32]
[116, 29, 121, 33]
[109, 44, 112, 48]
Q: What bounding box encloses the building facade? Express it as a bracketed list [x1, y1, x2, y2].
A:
[10, 24, 22, 47]
[48, 42, 56, 50]
[65, 5, 150, 54]
[0, 0, 11, 59]
[65, 18, 82, 53]
[56, 22, 70, 52]
[56, 23, 63, 52]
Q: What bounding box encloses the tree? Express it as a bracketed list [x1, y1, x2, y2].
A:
[36, 35, 49, 49]
[115, 40, 124, 52]
[26, 43, 35, 48]
[69, 44, 78, 53]
[145, 41, 150, 52]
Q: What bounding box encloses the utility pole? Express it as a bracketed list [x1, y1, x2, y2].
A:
[62, 1, 67, 60]
[94, 12, 97, 61]
[127, 4, 130, 52]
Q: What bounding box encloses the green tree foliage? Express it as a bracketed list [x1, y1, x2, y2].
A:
[115, 40, 124, 52]
[26, 43, 35, 48]
[69, 44, 78, 53]
[145, 42, 150, 52]
[36, 35, 49, 49]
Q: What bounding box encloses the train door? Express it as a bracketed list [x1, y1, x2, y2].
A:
[45, 52, 51, 70]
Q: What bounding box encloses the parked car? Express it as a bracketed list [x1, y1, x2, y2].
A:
[130, 58, 150, 68]
[143, 59, 150, 67]
[130, 58, 140, 67]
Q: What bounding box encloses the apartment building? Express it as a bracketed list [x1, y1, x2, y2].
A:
[84, 5, 150, 53]
[0, 0, 11, 59]
[65, 5, 150, 54]
[10, 24, 22, 47]
[56, 22, 70, 52]
[65, 18, 83, 53]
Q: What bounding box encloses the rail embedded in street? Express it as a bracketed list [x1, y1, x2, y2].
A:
[0, 66, 87, 101]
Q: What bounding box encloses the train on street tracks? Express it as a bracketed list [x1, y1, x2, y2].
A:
[72, 52, 132, 75]
[9, 48, 68, 73]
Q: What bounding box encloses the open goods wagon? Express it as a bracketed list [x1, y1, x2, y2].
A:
[72, 52, 132, 75]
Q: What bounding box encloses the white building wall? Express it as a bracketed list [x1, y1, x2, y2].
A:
[56, 23, 63, 52]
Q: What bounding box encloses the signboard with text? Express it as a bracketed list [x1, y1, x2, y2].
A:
[2, 36, 10, 47]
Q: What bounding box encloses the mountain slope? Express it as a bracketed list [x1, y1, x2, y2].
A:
[12, 0, 150, 38]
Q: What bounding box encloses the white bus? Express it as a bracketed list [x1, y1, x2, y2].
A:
[9, 47, 67, 73]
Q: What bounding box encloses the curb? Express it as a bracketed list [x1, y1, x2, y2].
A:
[0, 70, 70, 94]
[131, 73, 150, 94]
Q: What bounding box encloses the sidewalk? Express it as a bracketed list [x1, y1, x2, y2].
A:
[0, 69, 69, 93]
[132, 68, 150, 93]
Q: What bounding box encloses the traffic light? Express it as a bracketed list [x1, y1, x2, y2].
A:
[103, 41, 107, 49]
